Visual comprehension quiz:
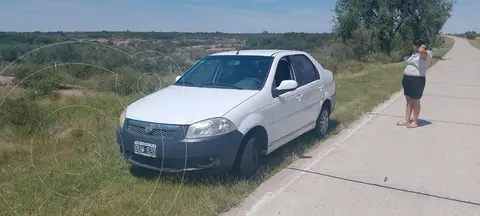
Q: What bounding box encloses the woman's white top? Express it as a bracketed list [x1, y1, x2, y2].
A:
[404, 50, 433, 77]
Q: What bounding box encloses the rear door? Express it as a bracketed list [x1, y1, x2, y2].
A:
[290, 54, 323, 127]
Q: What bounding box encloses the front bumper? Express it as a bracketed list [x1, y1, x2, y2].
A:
[116, 119, 244, 173]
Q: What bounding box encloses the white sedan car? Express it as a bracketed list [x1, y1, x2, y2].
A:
[117, 49, 336, 177]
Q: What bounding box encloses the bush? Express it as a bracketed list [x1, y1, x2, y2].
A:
[0, 97, 44, 133]
[432, 36, 446, 47]
[464, 31, 477, 40]
[100, 66, 142, 96]
[13, 63, 62, 99]
[137, 73, 162, 95]
[311, 42, 352, 72]
[466, 34, 476, 40]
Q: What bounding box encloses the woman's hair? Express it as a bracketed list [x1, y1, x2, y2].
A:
[413, 39, 426, 47]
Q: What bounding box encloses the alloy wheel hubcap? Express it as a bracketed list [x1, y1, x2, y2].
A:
[319, 110, 329, 135]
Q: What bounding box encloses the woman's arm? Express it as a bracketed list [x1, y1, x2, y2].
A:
[418, 44, 429, 59]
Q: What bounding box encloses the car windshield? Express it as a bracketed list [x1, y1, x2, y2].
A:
[174, 55, 274, 90]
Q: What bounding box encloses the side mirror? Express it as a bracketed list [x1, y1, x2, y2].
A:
[175, 75, 181, 82]
[276, 80, 298, 91]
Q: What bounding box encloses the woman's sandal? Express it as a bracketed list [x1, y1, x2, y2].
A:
[397, 120, 410, 126]
[407, 123, 419, 128]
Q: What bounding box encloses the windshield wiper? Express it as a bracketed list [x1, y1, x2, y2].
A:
[205, 83, 243, 90]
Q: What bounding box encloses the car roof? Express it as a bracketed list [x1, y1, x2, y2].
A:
[209, 49, 306, 57]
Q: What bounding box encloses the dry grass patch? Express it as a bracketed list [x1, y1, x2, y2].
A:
[468, 38, 480, 50]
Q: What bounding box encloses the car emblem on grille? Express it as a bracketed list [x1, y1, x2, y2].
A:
[144, 124, 154, 133]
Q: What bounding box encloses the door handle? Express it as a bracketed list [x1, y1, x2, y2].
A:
[296, 94, 303, 101]
[318, 86, 324, 91]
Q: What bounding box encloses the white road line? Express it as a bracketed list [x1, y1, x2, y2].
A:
[474, 61, 480, 68]
[243, 45, 450, 216]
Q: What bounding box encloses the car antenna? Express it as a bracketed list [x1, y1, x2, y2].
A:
[236, 34, 245, 55]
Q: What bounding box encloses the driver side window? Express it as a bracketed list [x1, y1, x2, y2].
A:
[274, 57, 294, 87]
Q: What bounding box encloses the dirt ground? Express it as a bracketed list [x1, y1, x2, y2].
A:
[0, 76, 14, 86]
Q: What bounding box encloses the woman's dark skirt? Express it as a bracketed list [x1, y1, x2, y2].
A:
[402, 75, 426, 100]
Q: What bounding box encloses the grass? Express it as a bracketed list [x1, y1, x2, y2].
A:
[0, 37, 455, 216]
[468, 37, 480, 50]
[431, 37, 455, 63]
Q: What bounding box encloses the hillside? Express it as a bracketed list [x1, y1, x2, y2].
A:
[0, 31, 335, 97]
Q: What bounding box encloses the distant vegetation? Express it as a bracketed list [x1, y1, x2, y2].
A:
[450, 31, 479, 40]
[464, 31, 478, 40]
[455, 31, 480, 50]
[0, 31, 336, 98]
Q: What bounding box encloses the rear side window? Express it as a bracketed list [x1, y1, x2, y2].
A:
[290, 54, 319, 86]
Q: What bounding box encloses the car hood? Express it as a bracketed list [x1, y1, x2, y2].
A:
[125, 85, 258, 125]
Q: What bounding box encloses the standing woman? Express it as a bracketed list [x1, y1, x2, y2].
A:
[397, 39, 433, 128]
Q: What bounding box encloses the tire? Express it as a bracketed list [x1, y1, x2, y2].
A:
[315, 106, 330, 138]
[233, 136, 261, 178]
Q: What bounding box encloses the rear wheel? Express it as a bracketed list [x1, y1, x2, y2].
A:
[315, 106, 330, 138]
[232, 136, 262, 178]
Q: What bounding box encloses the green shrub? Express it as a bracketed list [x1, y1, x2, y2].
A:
[137, 73, 162, 95]
[100, 66, 142, 96]
[13, 63, 62, 99]
[464, 31, 477, 40]
[311, 42, 353, 72]
[466, 34, 476, 40]
[432, 36, 446, 47]
[0, 97, 44, 133]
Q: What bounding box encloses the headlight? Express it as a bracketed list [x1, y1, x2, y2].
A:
[119, 109, 126, 128]
[186, 118, 236, 139]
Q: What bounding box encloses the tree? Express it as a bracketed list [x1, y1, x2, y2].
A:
[465, 31, 477, 40]
[333, 0, 455, 54]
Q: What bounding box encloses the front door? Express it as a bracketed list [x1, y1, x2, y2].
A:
[270, 57, 304, 144]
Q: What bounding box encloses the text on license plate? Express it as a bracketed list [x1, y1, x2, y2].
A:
[134, 141, 156, 158]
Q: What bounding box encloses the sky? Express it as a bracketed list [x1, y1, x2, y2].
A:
[0, 0, 478, 33]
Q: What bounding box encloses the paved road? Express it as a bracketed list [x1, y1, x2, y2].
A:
[223, 36, 480, 216]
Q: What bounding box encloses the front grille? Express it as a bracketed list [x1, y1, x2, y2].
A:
[125, 150, 219, 170]
[126, 120, 179, 138]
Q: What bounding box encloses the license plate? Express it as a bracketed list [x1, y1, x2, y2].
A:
[134, 141, 156, 158]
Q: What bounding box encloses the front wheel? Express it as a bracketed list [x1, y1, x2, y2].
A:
[315, 106, 330, 138]
[232, 136, 261, 178]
